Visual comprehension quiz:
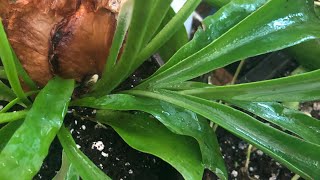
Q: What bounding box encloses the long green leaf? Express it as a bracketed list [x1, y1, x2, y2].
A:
[72, 94, 227, 179]
[0, 120, 23, 152]
[95, 0, 173, 94]
[165, 81, 215, 90]
[92, 0, 200, 96]
[0, 90, 38, 112]
[0, 66, 6, 79]
[153, 0, 266, 76]
[115, 0, 155, 71]
[97, 110, 204, 180]
[98, 0, 134, 86]
[0, 77, 74, 179]
[0, 21, 30, 105]
[140, 0, 173, 46]
[57, 125, 111, 180]
[181, 69, 320, 102]
[53, 151, 80, 180]
[135, 0, 201, 67]
[203, 0, 230, 7]
[127, 89, 320, 179]
[139, 0, 320, 89]
[286, 2, 320, 69]
[0, 80, 16, 102]
[157, 8, 189, 62]
[286, 39, 320, 70]
[0, 110, 27, 124]
[229, 101, 320, 145]
[92, 0, 157, 95]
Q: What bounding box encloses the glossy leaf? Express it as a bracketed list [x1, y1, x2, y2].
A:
[181, 69, 320, 102]
[152, 0, 266, 77]
[139, 0, 320, 89]
[57, 125, 111, 180]
[127, 89, 320, 179]
[202, 0, 320, 86]
[0, 66, 6, 79]
[96, 110, 204, 180]
[136, 0, 201, 67]
[230, 101, 320, 145]
[0, 110, 27, 124]
[98, 0, 134, 86]
[157, 8, 188, 62]
[166, 81, 214, 90]
[72, 94, 227, 179]
[284, 4, 320, 70]
[0, 21, 30, 105]
[0, 80, 16, 102]
[141, 0, 173, 46]
[92, 0, 160, 95]
[92, 0, 200, 96]
[0, 120, 22, 152]
[53, 152, 80, 180]
[286, 39, 320, 70]
[0, 77, 74, 179]
[203, 0, 230, 8]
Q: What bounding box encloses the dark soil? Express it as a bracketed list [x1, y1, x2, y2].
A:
[213, 128, 295, 180]
[64, 112, 181, 180]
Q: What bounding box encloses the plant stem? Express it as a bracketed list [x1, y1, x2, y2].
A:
[0, 90, 38, 113]
[193, 12, 203, 22]
[245, 144, 253, 171]
[0, 98, 20, 113]
[291, 174, 300, 180]
[231, 60, 245, 84]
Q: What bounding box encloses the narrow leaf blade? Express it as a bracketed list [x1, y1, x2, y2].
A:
[153, 0, 266, 76]
[0, 80, 16, 102]
[229, 101, 320, 145]
[0, 21, 30, 105]
[53, 151, 80, 180]
[0, 110, 27, 124]
[0, 120, 23, 152]
[127, 89, 320, 179]
[58, 125, 112, 180]
[157, 8, 189, 62]
[93, 0, 157, 95]
[181, 69, 320, 102]
[0, 77, 74, 179]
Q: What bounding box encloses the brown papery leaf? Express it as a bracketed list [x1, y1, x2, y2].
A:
[1, 0, 120, 87]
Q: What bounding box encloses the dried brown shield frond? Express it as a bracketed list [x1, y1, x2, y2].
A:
[1, 0, 121, 86]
